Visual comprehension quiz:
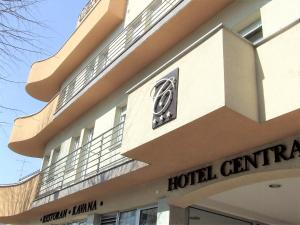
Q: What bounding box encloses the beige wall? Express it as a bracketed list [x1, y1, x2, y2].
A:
[261, 0, 300, 37]
[44, 88, 127, 160]
[0, 175, 40, 219]
[38, 0, 300, 175]
[14, 0, 269, 160]
[26, 0, 127, 101]
[42, 0, 268, 174]
[31, 137, 300, 224]
[256, 23, 300, 120]
[202, 0, 270, 32]
[61, 0, 270, 93]
[5, 1, 300, 224]
[124, 0, 152, 26]
[37, 0, 298, 187]
[122, 28, 256, 154]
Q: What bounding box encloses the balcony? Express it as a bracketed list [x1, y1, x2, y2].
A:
[9, 0, 233, 157]
[1, 124, 147, 223]
[26, 0, 127, 101]
[0, 173, 40, 224]
[35, 122, 134, 200]
[55, 0, 232, 112]
[9, 95, 59, 157]
[56, 0, 185, 112]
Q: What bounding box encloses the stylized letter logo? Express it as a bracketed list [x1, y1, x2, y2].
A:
[151, 77, 175, 116]
[151, 68, 178, 129]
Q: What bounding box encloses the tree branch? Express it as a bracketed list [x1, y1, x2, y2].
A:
[0, 105, 26, 114]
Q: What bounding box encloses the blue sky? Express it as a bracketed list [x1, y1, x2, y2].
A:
[0, 0, 87, 183]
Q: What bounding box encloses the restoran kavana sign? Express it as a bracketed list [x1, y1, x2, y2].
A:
[40, 200, 101, 223]
[168, 139, 300, 191]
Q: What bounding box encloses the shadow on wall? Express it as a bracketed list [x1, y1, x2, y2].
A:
[255, 21, 300, 122]
[255, 50, 266, 122]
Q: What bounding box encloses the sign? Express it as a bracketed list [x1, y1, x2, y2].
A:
[151, 68, 179, 129]
[40, 200, 102, 223]
[168, 139, 300, 191]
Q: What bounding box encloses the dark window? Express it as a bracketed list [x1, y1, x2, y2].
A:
[139, 208, 157, 225]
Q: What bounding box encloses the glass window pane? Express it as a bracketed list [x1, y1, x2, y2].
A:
[139, 208, 157, 225]
[189, 208, 252, 225]
[119, 210, 136, 225]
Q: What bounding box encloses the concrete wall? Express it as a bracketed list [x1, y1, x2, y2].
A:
[122, 28, 256, 154]
[40, 0, 300, 206]
[61, 0, 270, 90]
[45, 0, 271, 155]
[41, 0, 269, 183]
[0, 175, 40, 218]
[261, 0, 300, 36]
[43, 84, 128, 167]
[256, 23, 300, 120]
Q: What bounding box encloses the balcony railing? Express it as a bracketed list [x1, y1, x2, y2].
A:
[77, 0, 101, 25]
[56, 0, 184, 112]
[36, 121, 130, 199]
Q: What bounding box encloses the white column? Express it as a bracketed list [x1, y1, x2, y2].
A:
[86, 214, 101, 225]
[157, 198, 188, 225]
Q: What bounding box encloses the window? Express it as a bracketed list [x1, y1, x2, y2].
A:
[47, 147, 60, 181]
[64, 220, 87, 225]
[111, 105, 127, 148]
[119, 210, 136, 225]
[100, 206, 157, 225]
[65, 136, 80, 172]
[84, 127, 94, 149]
[96, 49, 109, 74]
[101, 214, 117, 225]
[239, 20, 263, 44]
[189, 207, 252, 225]
[139, 208, 157, 225]
[125, 18, 143, 48]
[143, 0, 162, 30]
[76, 127, 94, 179]
[117, 105, 127, 124]
[57, 79, 76, 108]
[42, 154, 50, 169]
[83, 63, 95, 86]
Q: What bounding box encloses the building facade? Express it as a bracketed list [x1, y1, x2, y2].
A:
[1, 0, 300, 224]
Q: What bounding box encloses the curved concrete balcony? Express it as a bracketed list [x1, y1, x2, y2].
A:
[9, 0, 233, 157]
[0, 174, 40, 224]
[8, 95, 58, 157]
[26, 0, 127, 102]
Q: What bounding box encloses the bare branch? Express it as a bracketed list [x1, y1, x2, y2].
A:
[0, 0, 46, 65]
[0, 121, 10, 125]
[0, 75, 25, 83]
[0, 105, 26, 114]
[0, 0, 46, 124]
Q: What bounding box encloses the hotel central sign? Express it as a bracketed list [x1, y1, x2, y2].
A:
[151, 68, 179, 129]
[168, 139, 300, 191]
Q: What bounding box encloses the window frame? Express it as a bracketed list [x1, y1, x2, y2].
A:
[100, 205, 157, 225]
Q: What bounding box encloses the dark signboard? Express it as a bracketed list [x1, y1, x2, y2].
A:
[151, 68, 179, 129]
[40, 200, 102, 223]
